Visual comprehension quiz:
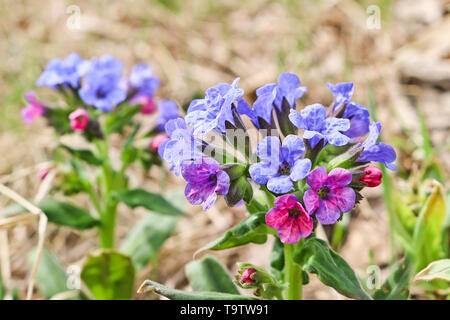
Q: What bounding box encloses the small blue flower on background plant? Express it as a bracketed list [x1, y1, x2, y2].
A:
[342, 102, 370, 138]
[129, 63, 160, 97]
[155, 99, 182, 131]
[185, 78, 244, 136]
[158, 118, 203, 176]
[238, 73, 307, 127]
[249, 135, 311, 194]
[36, 53, 89, 89]
[79, 55, 127, 112]
[181, 157, 230, 210]
[358, 122, 397, 170]
[327, 82, 354, 110]
[289, 104, 350, 148]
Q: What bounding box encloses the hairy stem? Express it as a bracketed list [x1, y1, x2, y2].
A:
[284, 243, 302, 300]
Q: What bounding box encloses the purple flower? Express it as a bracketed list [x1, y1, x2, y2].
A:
[266, 194, 313, 244]
[129, 63, 160, 97]
[238, 73, 307, 127]
[342, 102, 370, 138]
[181, 158, 230, 210]
[303, 167, 355, 225]
[36, 53, 89, 89]
[327, 82, 354, 110]
[79, 55, 127, 112]
[358, 122, 397, 170]
[289, 104, 350, 148]
[249, 136, 311, 194]
[21, 91, 45, 124]
[185, 78, 244, 136]
[158, 118, 203, 176]
[155, 99, 182, 131]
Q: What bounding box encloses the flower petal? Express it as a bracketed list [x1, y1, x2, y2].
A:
[359, 142, 397, 170]
[267, 175, 294, 194]
[306, 166, 328, 190]
[282, 135, 305, 165]
[249, 162, 278, 185]
[256, 136, 282, 163]
[300, 104, 327, 131]
[277, 218, 302, 244]
[273, 194, 299, 210]
[289, 158, 311, 181]
[326, 168, 352, 189]
[315, 200, 341, 225]
[303, 189, 320, 214]
[203, 192, 217, 211]
[215, 170, 230, 195]
[328, 187, 355, 213]
[265, 207, 289, 229]
[296, 212, 314, 238]
[288, 109, 305, 129]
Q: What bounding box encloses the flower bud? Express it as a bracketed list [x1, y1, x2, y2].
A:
[358, 166, 382, 187]
[150, 134, 169, 152]
[135, 96, 157, 115]
[69, 109, 89, 131]
[241, 268, 256, 284]
[38, 168, 49, 180]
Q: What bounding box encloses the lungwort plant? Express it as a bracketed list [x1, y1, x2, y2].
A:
[19, 53, 185, 299]
[139, 74, 408, 300]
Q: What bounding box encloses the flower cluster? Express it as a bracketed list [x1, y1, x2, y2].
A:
[158, 73, 397, 244]
[22, 53, 180, 150]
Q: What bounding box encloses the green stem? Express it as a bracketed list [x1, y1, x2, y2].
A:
[284, 243, 302, 300]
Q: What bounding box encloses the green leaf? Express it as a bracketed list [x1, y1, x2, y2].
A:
[294, 238, 371, 300]
[373, 258, 412, 300]
[414, 259, 450, 283]
[39, 199, 100, 230]
[120, 213, 178, 270]
[138, 280, 256, 300]
[245, 198, 268, 214]
[196, 213, 268, 254]
[413, 180, 447, 271]
[270, 237, 284, 282]
[113, 189, 185, 216]
[59, 144, 103, 166]
[104, 105, 140, 135]
[185, 256, 239, 294]
[81, 250, 135, 300]
[28, 248, 68, 299]
[44, 108, 72, 135]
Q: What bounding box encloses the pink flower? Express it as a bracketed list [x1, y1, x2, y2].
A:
[131, 95, 157, 115]
[303, 167, 355, 225]
[21, 91, 45, 124]
[266, 194, 313, 244]
[241, 269, 256, 284]
[69, 109, 89, 131]
[38, 168, 49, 180]
[358, 166, 382, 187]
[150, 133, 169, 152]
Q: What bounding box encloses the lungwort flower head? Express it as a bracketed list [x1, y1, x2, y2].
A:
[79, 55, 127, 112]
[303, 167, 355, 225]
[36, 53, 89, 89]
[181, 157, 230, 210]
[289, 104, 350, 148]
[358, 122, 397, 170]
[21, 91, 45, 124]
[342, 102, 370, 139]
[266, 194, 313, 244]
[249, 136, 311, 194]
[186, 78, 244, 136]
[158, 118, 203, 176]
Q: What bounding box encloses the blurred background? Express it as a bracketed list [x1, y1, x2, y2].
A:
[0, 0, 449, 299]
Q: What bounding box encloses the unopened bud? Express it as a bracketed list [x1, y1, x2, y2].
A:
[150, 134, 169, 152]
[358, 166, 382, 187]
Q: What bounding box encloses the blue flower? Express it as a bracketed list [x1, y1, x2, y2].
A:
[358, 122, 397, 170]
[155, 99, 182, 131]
[238, 73, 307, 127]
[342, 102, 370, 138]
[185, 78, 244, 136]
[158, 118, 203, 176]
[129, 63, 160, 97]
[79, 55, 127, 112]
[289, 104, 350, 148]
[327, 82, 354, 110]
[249, 135, 311, 194]
[36, 53, 89, 89]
